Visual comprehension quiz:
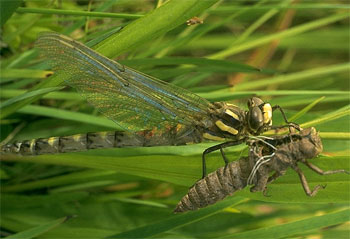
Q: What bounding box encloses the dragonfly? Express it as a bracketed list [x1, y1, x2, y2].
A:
[1, 32, 297, 178]
[174, 127, 349, 213]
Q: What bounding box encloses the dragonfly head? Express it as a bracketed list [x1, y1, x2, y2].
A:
[247, 97, 272, 134]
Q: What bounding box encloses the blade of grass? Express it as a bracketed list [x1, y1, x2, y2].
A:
[0, 0, 23, 26]
[6, 216, 72, 239]
[232, 6, 279, 45]
[107, 197, 248, 238]
[119, 57, 259, 73]
[3, 193, 89, 209]
[0, 69, 53, 80]
[289, 96, 325, 122]
[233, 62, 349, 91]
[152, 0, 269, 58]
[96, 0, 218, 58]
[271, 95, 349, 108]
[208, 12, 349, 59]
[221, 209, 350, 239]
[0, 89, 79, 101]
[1, 169, 117, 192]
[97, 197, 168, 209]
[211, 4, 350, 12]
[63, 0, 118, 35]
[49, 180, 118, 193]
[198, 90, 348, 101]
[301, 109, 350, 128]
[16, 7, 144, 19]
[4, 49, 37, 69]
[17, 105, 120, 129]
[319, 132, 350, 140]
[0, 87, 64, 109]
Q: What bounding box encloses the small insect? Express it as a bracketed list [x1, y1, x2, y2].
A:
[174, 127, 349, 213]
[186, 17, 203, 26]
[1, 33, 297, 179]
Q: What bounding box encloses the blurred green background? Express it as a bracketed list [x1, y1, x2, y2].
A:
[0, 0, 349, 238]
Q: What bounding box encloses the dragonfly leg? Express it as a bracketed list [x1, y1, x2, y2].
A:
[220, 148, 229, 166]
[220, 148, 230, 175]
[292, 164, 326, 196]
[303, 161, 350, 175]
[272, 105, 300, 132]
[202, 139, 245, 179]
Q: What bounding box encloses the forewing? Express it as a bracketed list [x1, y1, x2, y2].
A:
[36, 32, 212, 131]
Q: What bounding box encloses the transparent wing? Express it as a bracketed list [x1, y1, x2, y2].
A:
[36, 32, 212, 131]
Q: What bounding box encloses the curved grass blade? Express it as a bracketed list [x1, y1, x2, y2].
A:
[17, 105, 120, 129]
[0, 87, 64, 109]
[301, 109, 350, 128]
[16, 7, 143, 19]
[222, 209, 350, 239]
[120, 57, 259, 73]
[107, 197, 247, 239]
[6, 216, 72, 239]
[0, 0, 23, 26]
[289, 96, 325, 122]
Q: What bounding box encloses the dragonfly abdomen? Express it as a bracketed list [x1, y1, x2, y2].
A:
[1, 132, 115, 155]
[1, 128, 203, 156]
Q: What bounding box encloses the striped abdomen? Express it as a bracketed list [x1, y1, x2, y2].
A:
[1, 128, 203, 156]
[174, 157, 251, 213]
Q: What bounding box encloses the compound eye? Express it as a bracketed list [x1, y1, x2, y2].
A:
[249, 107, 264, 131]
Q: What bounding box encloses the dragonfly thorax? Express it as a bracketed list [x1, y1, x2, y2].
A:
[202, 102, 246, 141]
[202, 98, 273, 141]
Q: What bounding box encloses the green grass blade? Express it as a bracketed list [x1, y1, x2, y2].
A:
[97, 197, 168, 209]
[107, 197, 248, 238]
[199, 90, 348, 101]
[152, 0, 269, 58]
[208, 12, 349, 59]
[0, 87, 64, 109]
[319, 132, 350, 140]
[3, 193, 89, 209]
[211, 3, 350, 12]
[6, 216, 71, 239]
[221, 209, 350, 239]
[120, 57, 259, 73]
[234, 62, 349, 91]
[17, 105, 119, 129]
[2, 169, 117, 193]
[0, 0, 23, 26]
[0, 69, 52, 80]
[16, 7, 144, 19]
[289, 96, 325, 122]
[0, 89, 79, 101]
[96, 0, 218, 58]
[301, 109, 350, 128]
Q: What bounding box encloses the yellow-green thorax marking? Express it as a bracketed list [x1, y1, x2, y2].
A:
[202, 97, 274, 142]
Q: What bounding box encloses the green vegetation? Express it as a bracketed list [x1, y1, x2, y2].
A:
[1, 0, 349, 238]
